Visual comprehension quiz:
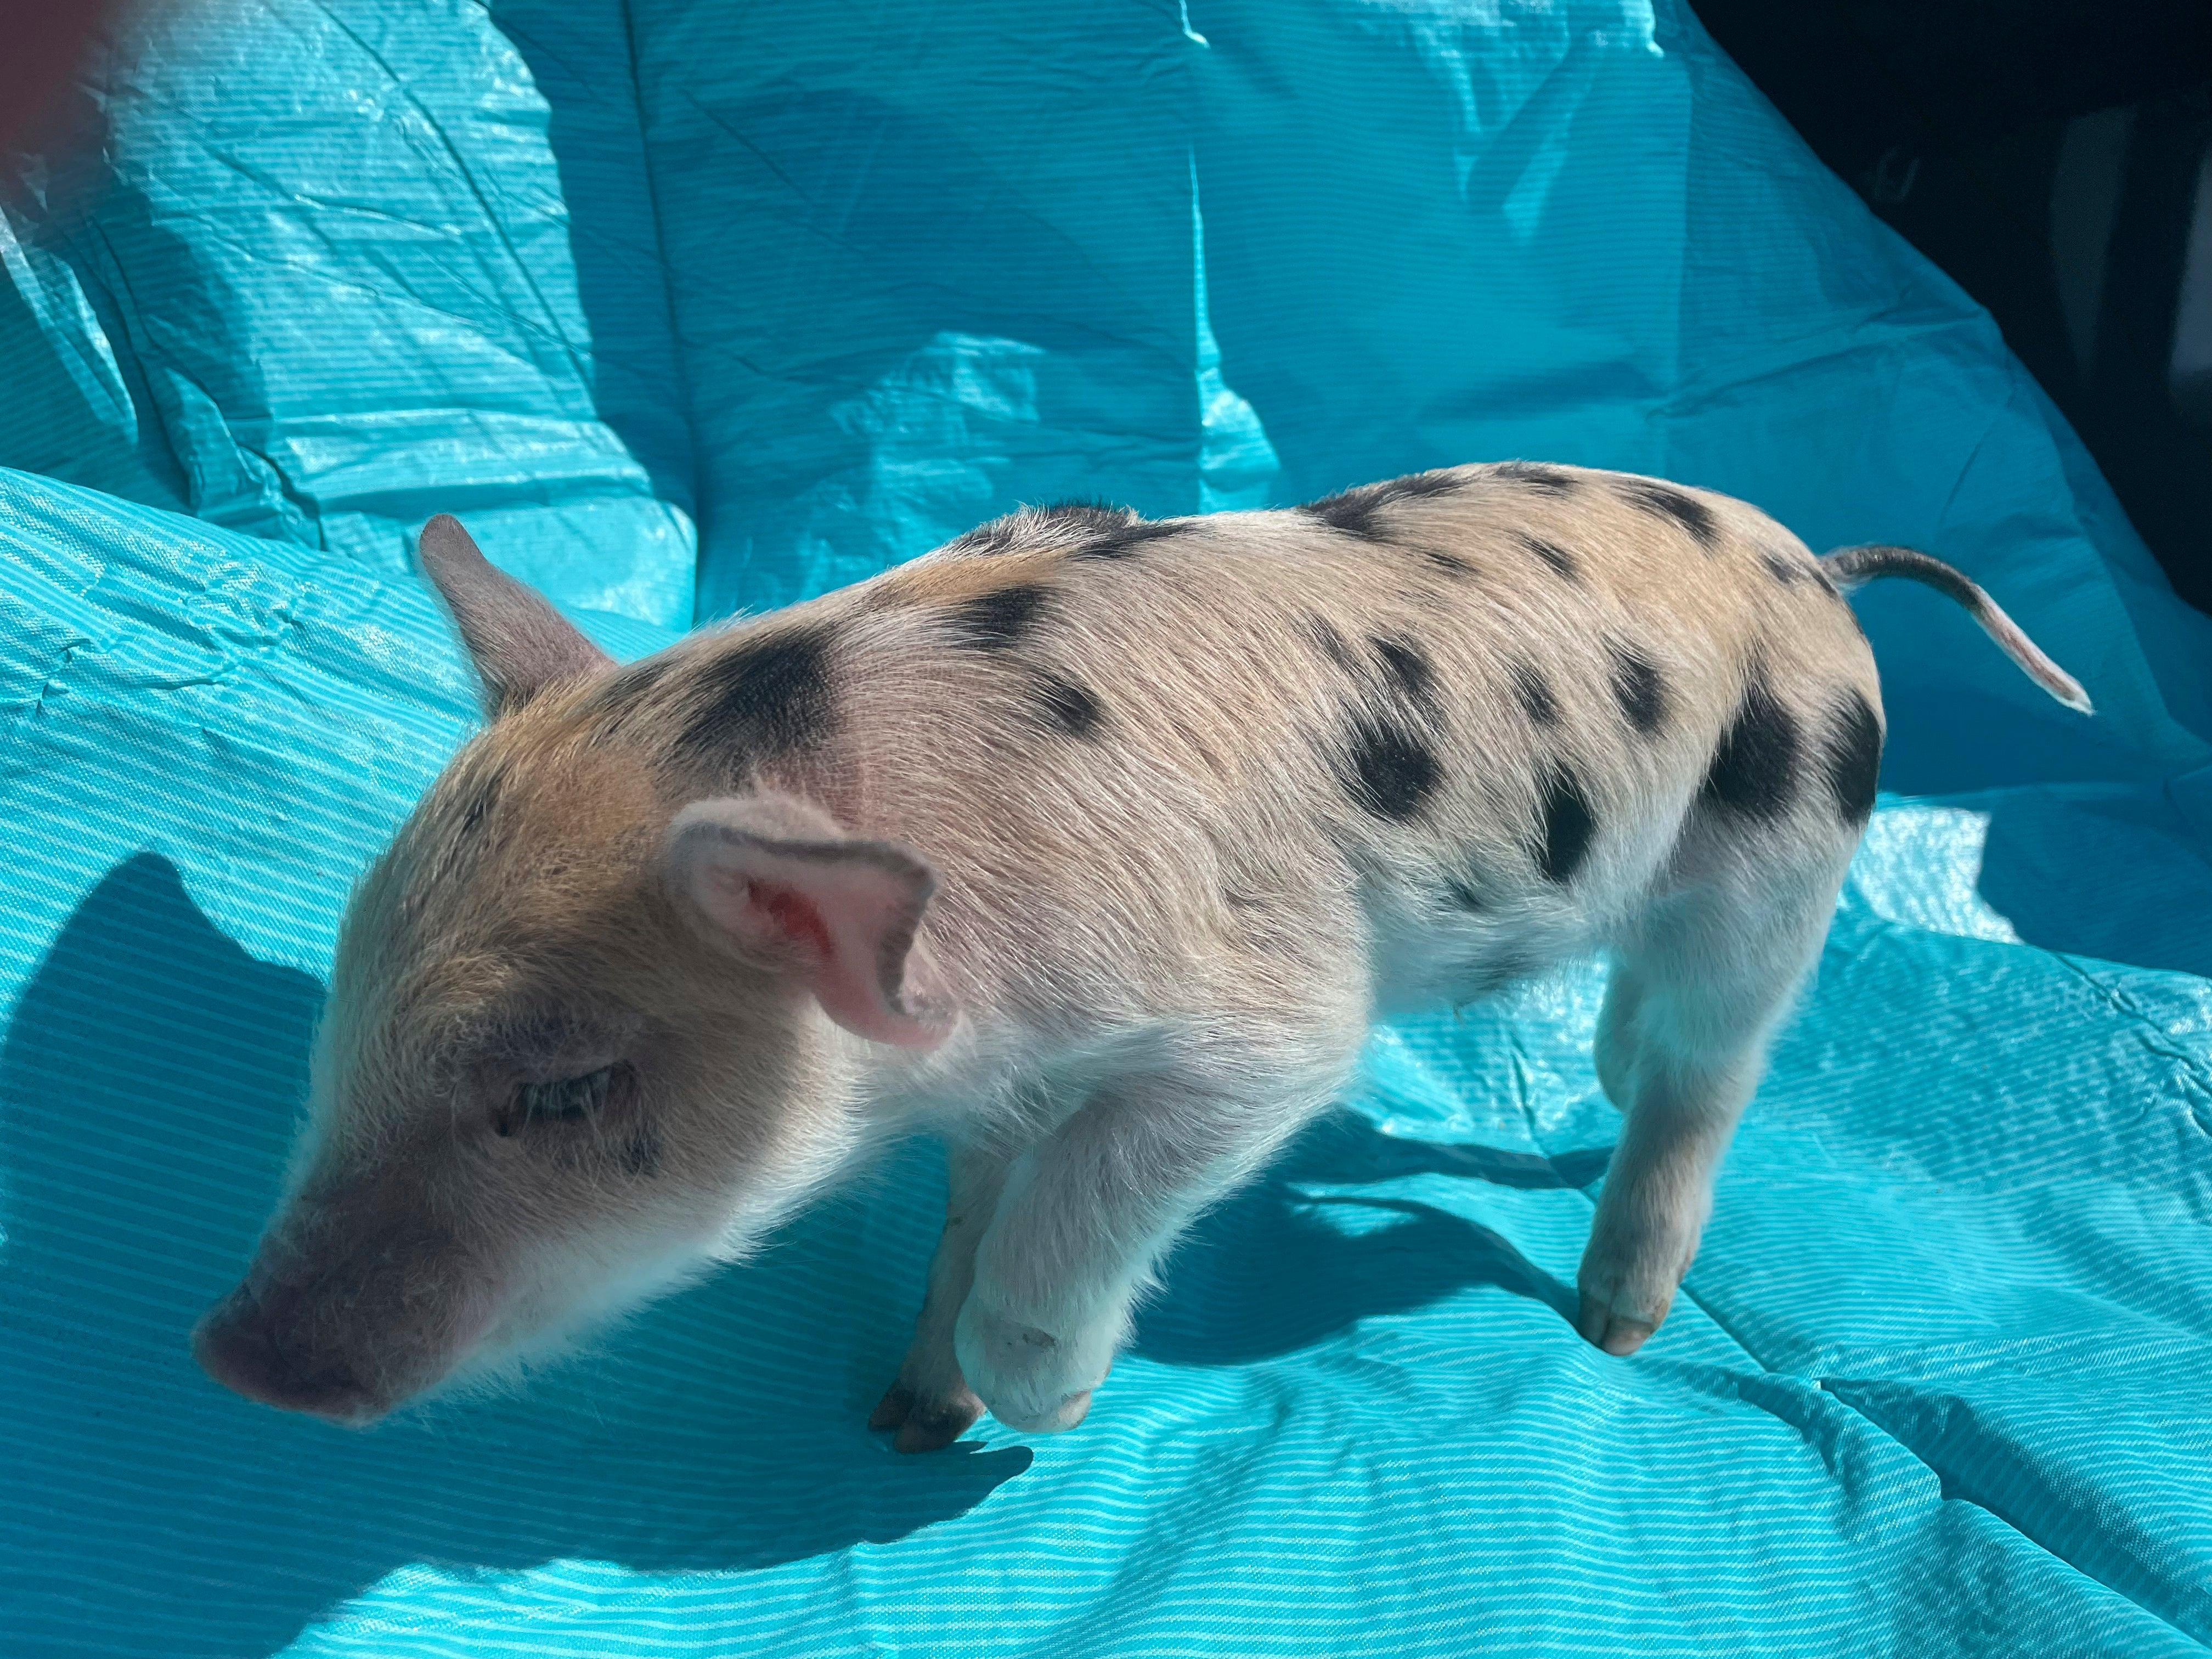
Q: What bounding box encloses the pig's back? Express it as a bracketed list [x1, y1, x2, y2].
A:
[623, 464, 1881, 1025]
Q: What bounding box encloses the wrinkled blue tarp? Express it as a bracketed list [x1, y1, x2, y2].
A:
[3, 3, 2210, 1656]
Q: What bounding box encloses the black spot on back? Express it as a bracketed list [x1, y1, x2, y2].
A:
[1605, 640, 1668, 736]
[1071, 518, 1186, 560]
[1028, 670, 1105, 740]
[1820, 687, 1882, 825]
[1763, 550, 1802, 586]
[1335, 711, 1440, 822]
[1370, 636, 1438, 711]
[1510, 660, 1559, 727]
[1493, 461, 1579, 496]
[676, 624, 837, 761]
[1534, 767, 1597, 883]
[1423, 548, 1476, 578]
[1303, 490, 1387, 541]
[1699, 670, 1799, 821]
[1307, 616, 1359, 672]
[1618, 479, 1722, 551]
[1302, 470, 1464, 541]
[1444, 871, 1487, 911]
[1519, 534, 1578, 582]
[952, 583, 1051, 650]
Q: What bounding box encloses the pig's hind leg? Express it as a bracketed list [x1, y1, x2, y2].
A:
[871, 1144, 1010, 1453]
[1575, 833, 1853, 1355]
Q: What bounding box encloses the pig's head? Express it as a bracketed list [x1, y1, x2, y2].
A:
[194, 517, 950, 1423]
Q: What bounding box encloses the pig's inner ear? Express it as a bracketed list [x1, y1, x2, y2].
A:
[417, 514, 612, 716]
[665, 799, 950, 1052]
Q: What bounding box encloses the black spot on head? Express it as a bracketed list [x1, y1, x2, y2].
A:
[1334, 710, 1440, 822]
[1370, 636, 1438, 711]
[1493, 461, 1579, 496]
[1510, 660, 1559, 727]
[585, 656, 678, 742]
[1307, 616, 1359, 672]
[1301, 470, 1464, 541]
[1699, 669, 1800, 821]
[1028, 670, 1104, 740]
[1618, 479, 1722, 551]
[676, 623, 837, 761]
[1820, 687, 1882, 825]
[1605, 640, 1668, 736]
[1519, 534, 1578, 582]
[952, 583, 1051, 650]
[1534, 766, 1597, 883]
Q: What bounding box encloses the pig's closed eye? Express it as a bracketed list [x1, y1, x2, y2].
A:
[505, 1063, 633, 1132]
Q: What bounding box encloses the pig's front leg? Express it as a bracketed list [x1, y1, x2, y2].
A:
[954, 1060, 1345, 1434]
[871, 1144, 1009, 1453]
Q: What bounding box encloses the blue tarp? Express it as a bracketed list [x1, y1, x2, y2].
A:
[3, 3, 2210, 1655]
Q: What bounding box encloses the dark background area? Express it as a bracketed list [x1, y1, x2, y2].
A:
[1691, 0, 2212, 618]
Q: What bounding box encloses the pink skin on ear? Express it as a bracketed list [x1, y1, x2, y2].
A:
[670, 804, 950, 1051]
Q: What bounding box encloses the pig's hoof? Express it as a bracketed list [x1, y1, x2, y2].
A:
[954, 1302, 1108, 1434]
[1575, 1295, 1661, 1356]
[870, 1381, 984, 1453]
[1574, 1232, 1687, 1356]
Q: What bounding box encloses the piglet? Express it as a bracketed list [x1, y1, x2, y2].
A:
[194, 464, 2089, 1448]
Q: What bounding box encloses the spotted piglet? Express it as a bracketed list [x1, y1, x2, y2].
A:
[194, 463, 2090, 1449]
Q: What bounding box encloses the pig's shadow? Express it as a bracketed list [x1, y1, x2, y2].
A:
[1135, 1114, 1597, 1365]
[0, 855, 1025, 1659]
[0, 855, 1593, 1658]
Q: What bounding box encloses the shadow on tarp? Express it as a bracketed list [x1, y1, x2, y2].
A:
[0, 855, 1028, 1659]
[1133, 1111, 1597, 1366]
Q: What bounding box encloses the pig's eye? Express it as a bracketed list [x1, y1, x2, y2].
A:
[503, 1063, 630, 1133]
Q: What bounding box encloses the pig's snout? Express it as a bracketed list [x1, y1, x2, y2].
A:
[193, 1278, 387, 1423]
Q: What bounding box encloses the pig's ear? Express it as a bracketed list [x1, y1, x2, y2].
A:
[417, 514, 612, 716]
[665, 796, 951, 1052]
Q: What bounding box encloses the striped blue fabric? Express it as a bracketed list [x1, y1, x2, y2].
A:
[3, 1, 2211, 1656]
